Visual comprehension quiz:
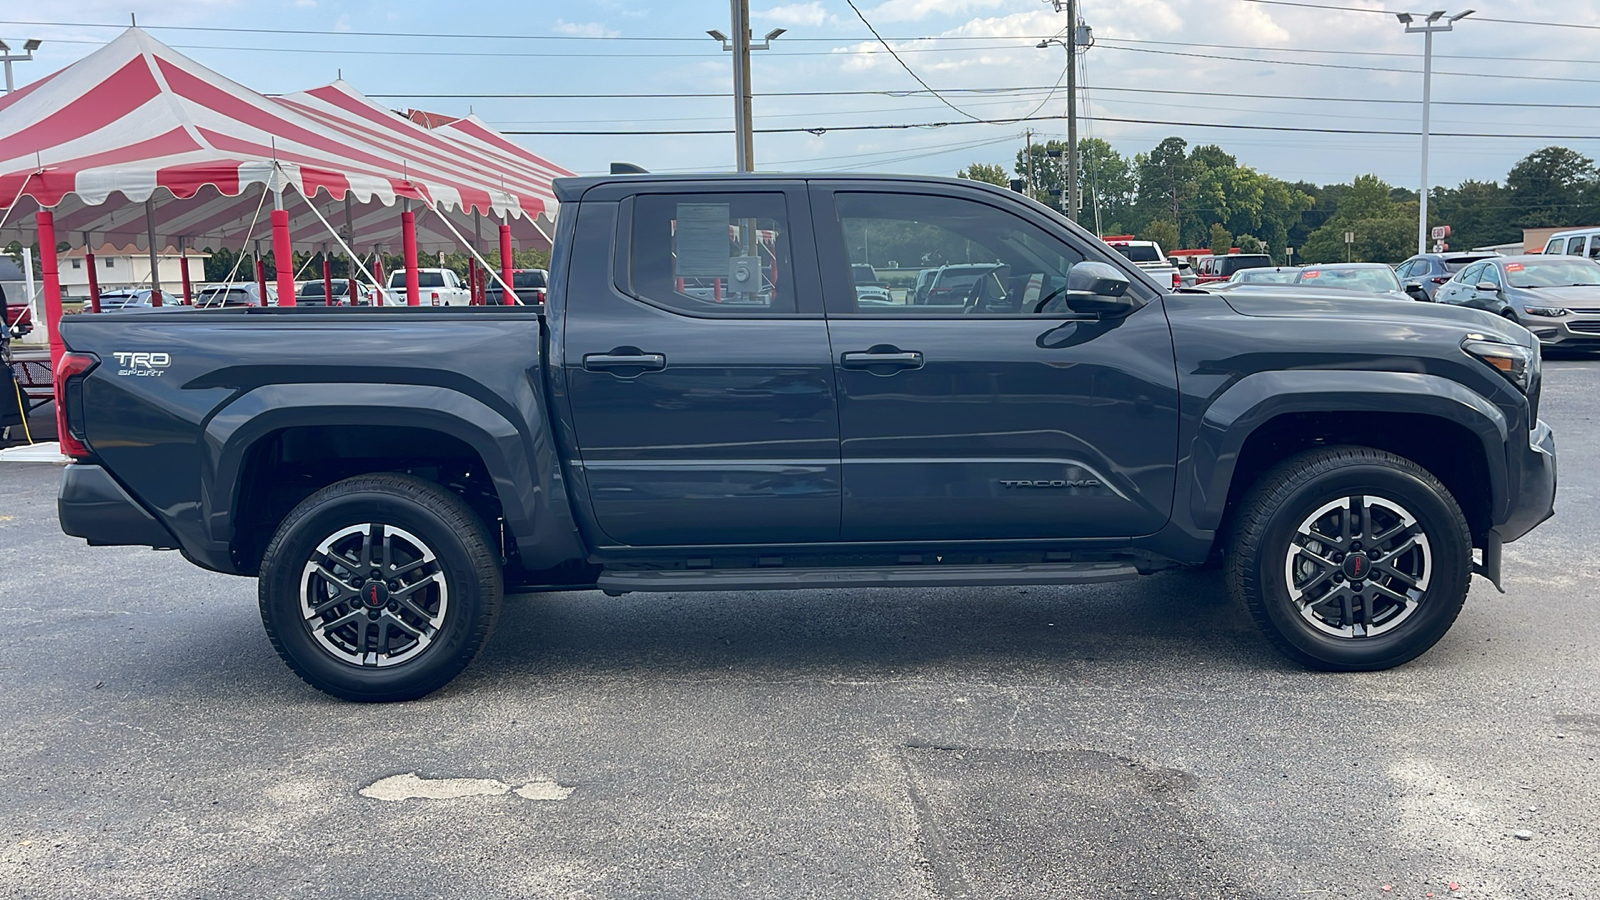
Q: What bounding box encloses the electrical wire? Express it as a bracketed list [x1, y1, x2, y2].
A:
[843, 0, 985, 122]
[1098, 44, 1600, 86]
[1237, 0, 1600, 32]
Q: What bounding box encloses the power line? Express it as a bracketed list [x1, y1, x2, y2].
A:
[1236, 0, 1600, 32]
[1100, 44, 1600, 86]
[842, 0, 985, 122]
[1098, 36, 1600, 67]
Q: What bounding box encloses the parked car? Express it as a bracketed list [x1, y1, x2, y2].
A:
[56, 171, 1556, 701]
[1295, 263, 1418, 301]
[95, 288, 157, 311]
[1102, 237, 1182, 289]
[1225, 266, 1301, 285]
[851, 264, 892, 305]
[1395, 252, 1501, 301]
[916, 263, 1006, 305]
[1435, 254, 1600, 349]
[297, 280, 377, 306]
[483, 268, 549, 305]
[1196, 253, 1273, 284]
[194, 283, 275, 307]
[1538, 226, 1600, 261]
[382, 268, 471, 306]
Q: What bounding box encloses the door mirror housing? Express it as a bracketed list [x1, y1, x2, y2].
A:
[1475, 281, 1500, 293]
[1063, 261, 1137, 316]
[1403, 281, 1429, 300]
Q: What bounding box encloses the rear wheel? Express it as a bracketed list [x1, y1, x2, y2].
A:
[259, 474, 502, 701]
[1227, 447, 1471, 670]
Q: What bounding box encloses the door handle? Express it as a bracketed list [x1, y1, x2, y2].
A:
[840, 348, 924, 371]
[583, 351, 667, 373]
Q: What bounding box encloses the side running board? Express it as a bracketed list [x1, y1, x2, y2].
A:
[596, 562, 1140, 595]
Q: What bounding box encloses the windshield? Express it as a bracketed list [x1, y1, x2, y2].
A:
[1110, 244, 1160, 263]
[514, 271, 547, 288]
[1218, 255, 1271, 275]
[1299, 267, 1401, 293]
[1505, 259, 1600, 287]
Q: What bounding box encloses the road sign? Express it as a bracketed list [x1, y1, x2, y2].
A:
[1344, 231, 1354, 244]
[1431, 225, 1451, 241]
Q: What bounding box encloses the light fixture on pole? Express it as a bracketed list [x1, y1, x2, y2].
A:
[708, 2, 785, 173]
[1398, 8, 1473, 256]
[0, 38, 42, 94]
[1037, 18, 1092, 223]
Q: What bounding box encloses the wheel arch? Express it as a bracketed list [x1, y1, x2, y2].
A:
[1191, 370, 1508, 546]
[203, 383, 584, 575]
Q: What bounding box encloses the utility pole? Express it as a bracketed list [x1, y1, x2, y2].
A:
[708, 3, 785, 172]
[1025, 130, 1035, 198]
[1398, 9, 1473, 255]
[0, 37, 42, 93]
[1037, 10, 1092, 223]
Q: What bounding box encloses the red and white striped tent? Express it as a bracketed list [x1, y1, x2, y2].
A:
[0, 26, 573, 369]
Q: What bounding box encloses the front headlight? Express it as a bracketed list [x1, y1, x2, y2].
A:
[1522, 306, 1570, 317]
[1462, 334, 1536, 393]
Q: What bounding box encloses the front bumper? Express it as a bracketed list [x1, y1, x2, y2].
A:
[58, 464, 180, 549]
[1524, 317, 1600, 349]
[1495, 418, 1557, 544]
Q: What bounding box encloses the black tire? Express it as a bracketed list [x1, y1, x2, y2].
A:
[1226, 446, 1471, 671]
[259, 474, 503, 701]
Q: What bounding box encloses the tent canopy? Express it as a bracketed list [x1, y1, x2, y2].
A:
[0, 27, 572, 253]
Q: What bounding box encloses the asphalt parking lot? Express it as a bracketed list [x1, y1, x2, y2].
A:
[1, 363, 1596, 900]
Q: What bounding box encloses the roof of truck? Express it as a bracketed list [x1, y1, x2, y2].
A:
[552, 171, 1021, 204]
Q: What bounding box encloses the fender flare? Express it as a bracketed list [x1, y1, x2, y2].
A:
[1187, 370, 1510, 532]
[202, 383, 581, 569]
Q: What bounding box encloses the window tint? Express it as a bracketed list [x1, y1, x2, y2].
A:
[1395, 261, 1415, 278]
[1481, 264, 1502, 289]
[831, 192, 1086, 315]
[1458, 263, 1484, 284]
[1568, 237, 1586, 256]
[513, 270, 547, 289]
[1111, 244, 1159, 262]
[629, 192, 795, 315]
[1590, 239, 1600, 261]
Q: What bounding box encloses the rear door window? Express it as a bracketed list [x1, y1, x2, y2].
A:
[1568, 237, 1587, 256]
[626, 192, 798, 315]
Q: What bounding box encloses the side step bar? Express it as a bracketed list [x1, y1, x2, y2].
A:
[596, 562, 1140, 595]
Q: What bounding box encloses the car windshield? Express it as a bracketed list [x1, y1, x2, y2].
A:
[1234, 269, 1298, 284]
[513, 271, 547, 288]
[1218, 255, 1271, 275]
[1505, 259, 1600, 288]
[299, 282, 350, 297]
[1299, 267, 1401, 293]
[1110, 244, 1160, 263]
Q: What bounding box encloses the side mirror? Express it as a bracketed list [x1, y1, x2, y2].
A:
[1065, 261, 1137, 316]
[1403, 281, 1429, 300]
[1475, 281, 1500, 293]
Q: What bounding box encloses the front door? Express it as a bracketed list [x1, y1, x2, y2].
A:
[561, 185, 840, 546]
[812, 184, 1180, 542]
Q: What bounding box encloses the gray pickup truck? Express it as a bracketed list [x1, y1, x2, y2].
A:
[55, 173, 1556, 701]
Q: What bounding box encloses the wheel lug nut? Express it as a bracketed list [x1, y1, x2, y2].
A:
[387, 600, 398, 611]
[368, 610, 380, 620]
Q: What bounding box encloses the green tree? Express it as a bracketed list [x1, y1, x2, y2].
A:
[956, 162, 1009, 188]
[1236, 234, 1266, 255]
[1208, 222, 1233, 256]
[1135, 137, 1200, 239]
[1142, 219, 1179, 252]
[1506, 146, 1598, 228]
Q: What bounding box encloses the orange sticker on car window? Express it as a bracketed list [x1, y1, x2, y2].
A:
[1302, 270, 1319, 278]
[1505, 263, 1524, 272]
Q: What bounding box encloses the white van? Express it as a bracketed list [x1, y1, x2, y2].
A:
[1540, 227, 1600, 261]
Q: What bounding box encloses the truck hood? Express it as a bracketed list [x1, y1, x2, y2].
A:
[1211, 287, 1533, 348]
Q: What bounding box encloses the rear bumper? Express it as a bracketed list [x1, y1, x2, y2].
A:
[1495, 418, 1556, 544]
[58, 464, 180, 549]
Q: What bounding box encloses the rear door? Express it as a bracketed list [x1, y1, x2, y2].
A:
[811, 182, 1180, 542]
[560, 182, 841, 546]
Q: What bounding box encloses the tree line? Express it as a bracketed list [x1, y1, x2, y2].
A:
[957, 139, 1600, 263]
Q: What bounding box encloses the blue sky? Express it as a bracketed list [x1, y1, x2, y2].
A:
[6, 0, 1600, 192]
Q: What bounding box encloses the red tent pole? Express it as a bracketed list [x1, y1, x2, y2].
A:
[271, 192, 296, 307]
[322, 250, 334, 306]
[499, 223, 515, 305]
[402, 205, 421, 306]
[255, 249, 268, 307]
[37, 210, 65, 372]
[372, 250, 386, 305]
[468, 262, 478, 305]
[179, 244, 193, 304]
[84, 244, 102, 314]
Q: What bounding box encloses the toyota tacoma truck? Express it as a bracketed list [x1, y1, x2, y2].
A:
[54, 173, 1557, 701]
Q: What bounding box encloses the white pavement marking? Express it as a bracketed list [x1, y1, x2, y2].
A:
[360, 772, 573, 802]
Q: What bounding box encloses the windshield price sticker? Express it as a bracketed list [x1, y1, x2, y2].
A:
[674, 203, 732, 278]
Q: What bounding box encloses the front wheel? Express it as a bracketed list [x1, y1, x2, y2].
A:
[259, 474, 503, 701]
[1226, 447, 1472, 671]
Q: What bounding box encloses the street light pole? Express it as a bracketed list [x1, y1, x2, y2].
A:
[1398, 9, 1473, 256]
[708, 3, 785, 173]
[0, 38, 42, 94]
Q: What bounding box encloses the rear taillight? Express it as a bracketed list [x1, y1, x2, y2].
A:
[1171, 271, 1181, 288]
[1432, 276, 1449, 284]
[430, 292, 441, 306]
[54, 351, 99, 460]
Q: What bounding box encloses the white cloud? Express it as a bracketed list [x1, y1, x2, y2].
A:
[552, 19, 621, 39]
[861, 0, 1009, 25]
[755, 2, 835, 27]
